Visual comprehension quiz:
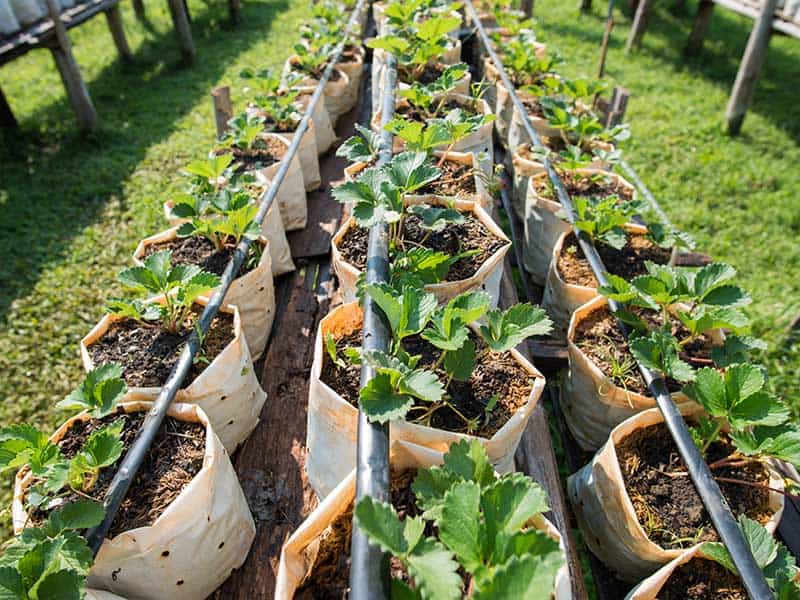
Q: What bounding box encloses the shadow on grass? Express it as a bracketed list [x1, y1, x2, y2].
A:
[0, 0, 287, 324]
[543, 0, 800, 141]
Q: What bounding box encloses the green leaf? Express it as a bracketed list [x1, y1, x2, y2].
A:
[442, 439, 496, 488]
[416, 15, 461, 41]
[359, 373, 415, 424]
[438, 481, 485, 572]
[56, 364, 127, 418]
[629, 329, 695, 382]
[405, 538, 462, 600]
[479, 304, 553, 353]
[444, 339, 476, 382]
[0, 567, 25, 600]
[391, 579, 423, 600]
[36, 569, 83, 600]
[733, 424, 800, 469]
[711, 335, 767, 368]
[407, 204, 464, 232]
[79, 419, 125, 470]
[45, 501, 105, 535]
[382, 152, 441, 193]
[336, 124, 380, 163]
[481, 474, 549, 539]
[398, 369, 445, 404]
[473, 553, 563, 600]
[411, 466, 460, 520]
[353, 496, 408, 556]
[491, 529, 561, 566]
[684, 367, 728, 417]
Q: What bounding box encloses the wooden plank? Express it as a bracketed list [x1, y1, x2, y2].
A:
[714, 0, 800, 38]
[725, 0, 778, 134]
[625, 0, 653, 52]
[211, 262, 333, 599]
[500, 258, 589, 600]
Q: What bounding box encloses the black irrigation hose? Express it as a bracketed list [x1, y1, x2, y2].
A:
[83, 0, 370, 554]
[464, 2, 774, 598]
[348, 32, 398, 600]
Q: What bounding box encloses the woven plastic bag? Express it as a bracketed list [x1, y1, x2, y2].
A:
[278, 439, 571, 599]
[132, 226, 275, 359]
[332, 197, 510, 307]
[13, 401, 255, 600]
[305, 301, 545, 498]
[81, 297, 266, 452]
[567, 404, 785, 581]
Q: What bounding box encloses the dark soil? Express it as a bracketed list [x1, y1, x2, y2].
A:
[321, 329, 533, 437]
[294, 469, 422, 600]
[399, 62, 446, 86]
[290, 58, 342, 82]
[418, 159, 477, 198]
[337, 48, 361, 64]
[519, 94, 545, 118]
[617, 423, 773, 549]
[517, 137, 604, 162]
[557, 232, 672, 288]
[88, 308, 235, 388]
[574, 305, 715, 394]
[30, 410, 205, 538]
[396, 98, 481, 123]
[218, 136, 286, 172]
[656, 557, 746, 600]
[532, 170, 634, 204]
[142, 235, 264, 278]
[338, 212, 507, 282]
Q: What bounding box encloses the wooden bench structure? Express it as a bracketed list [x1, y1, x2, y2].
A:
[0, 0, 209, 133]
[625, 0, 799, 133]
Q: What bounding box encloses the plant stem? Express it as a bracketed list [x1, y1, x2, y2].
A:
[713, 476, 800, 501]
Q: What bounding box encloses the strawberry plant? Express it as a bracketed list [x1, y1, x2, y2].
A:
[336, 123, 381, 164]
[496, 37, 561, 89]
[700, 517, 800, 596]
[290, 42, 336, 80]
[220, 113, 265, 151]
[0, 500, 105, 600]
[173, 187, 261, 250]
[354, 439, 564, 599]
[107, 250, 220, 334]
[55, 364, 127, 418]
[386, 108, 495, 159]
[569, 194, 642, 250]
[397, 63, 470, 120]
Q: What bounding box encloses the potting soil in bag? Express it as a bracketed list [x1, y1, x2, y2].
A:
[10, 0, 44, 25]
[81, 298, 266, 452]
[567, 404, 785, 582]
[405, 150, 492, 208]
[0, 0, 20, 35]
[624, 546, 728, 600]
[332, 197, 510, 307]
[278, 440, 571, 600]
[305, 302, 545, 498]
[13, 402, 255, 600]
[132, 227, 276, 360]
[283, 56, 352, 125]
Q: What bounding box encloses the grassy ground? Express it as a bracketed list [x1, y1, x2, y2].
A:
[0, 0, 311, 530]
[532, 0, 800, 406]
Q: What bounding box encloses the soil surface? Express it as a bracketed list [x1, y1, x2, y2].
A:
[656, 557, 746, 600]
[517, 137, 606, 164]
[294, 469, 422, 600]
[89, 308, 234, 388]
[617, 423, 773, 549]
[557, 232, 672, 288]
[573, 305, 715, 394]
[338, 212, 507, 282]
[532, 170, 633, 204]
[399, 62, 447, 86]
[290, 58, 341, 82]
[418, 159, 477, 198]
[396, 98, 481, 123]
[321, 330, 533, 437]
[142, 235, 263, 278]
[217, 135, 286, 172]
[30, 410, 205, 538]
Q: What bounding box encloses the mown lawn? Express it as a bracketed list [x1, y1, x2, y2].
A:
[532, 0, 800, 407]
[0, 0, 311, 532]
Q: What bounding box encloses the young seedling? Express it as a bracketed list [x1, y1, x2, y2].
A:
[406, 202, 464, 245]
[173, 187, 261, 250]
[497, 37, 561, 89]
[397, 63, 471, 120]
[386, 109, 495, 162]
[290, 42, 336, 80]
[701, 516, 800, 596]
[570, 194, 642, 250]
[354, 440, 564, 599]
[336, 123, 381, 165]
[55, 364, 127, 419]
[221, 112, 265, 151]
[0, 500, 106, 600]
[107, 250, 220, 334]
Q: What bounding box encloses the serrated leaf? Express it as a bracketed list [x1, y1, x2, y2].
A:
[56, 365, 127, 418]
[407, 204, 464, 232]
[491, 528, 561, 566]
[359, 373, 414, 424]
[416, 15, 461, 41]
[35, 569, 83, 600]
[481, 474, 550, 540]
[382, 151, 441, 193]
[399, 369, 445, 404]
[444, 339, 476, 382]
[45, 500, 105, 535]
[711, 335, 767, 368]
[405, 538, 462, 600]
[353, 496, 407, 555]
[0, 567, 25, 599]
[411, 466, 460, 520]
[438, 481, 485, 572]
[473, 553, 563, 600]
[479, 304, 553, 353]
[442, 439, 496, 488]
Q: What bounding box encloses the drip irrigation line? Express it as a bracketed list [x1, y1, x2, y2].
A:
[83, 0, 369, 554]
[464, 2, 773, 598]
[348, 32, 398, 600]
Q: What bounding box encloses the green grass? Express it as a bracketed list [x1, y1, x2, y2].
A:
[532, 0, 800, 407]
[0, 0, 311, 531]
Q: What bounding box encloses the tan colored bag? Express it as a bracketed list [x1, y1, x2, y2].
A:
[251, 133, 308, 232]
[562, 296, 696, 451]
[542, 224, 647, 332]
[624, 546, 723, 599]
[509, 142, 611, 219]
[162, 196, 295, 277]
[332, 197, 510, 307]
[284, 57, 352, 126]
[305, 302, 545, 498]
[13, 401, 255, 600]
[521, 169, 636, 284]
[81, 297, 266, 452]
[295, 88, 337, 155]
[279, 440, 570, 599]
[132, 226, 275, 359]
[567, 404, 785, 582]
[336, 45, 365, 119]
[507, 93, 562, 152]
[406, 150, 492, 208]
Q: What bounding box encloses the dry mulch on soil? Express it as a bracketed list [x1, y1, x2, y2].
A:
[655, 558, 746, 600]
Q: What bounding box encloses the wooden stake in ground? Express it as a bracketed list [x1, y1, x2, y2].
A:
[685, 0, 715, 56]
[212, 86, 233, 138]
[597, 0, 615, 78]
[625, 0, 653, 52]
[104, 4, 134, 64]
[725, 0, 778, 134]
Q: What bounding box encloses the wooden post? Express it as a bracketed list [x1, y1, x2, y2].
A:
[606, 86, 630, 126]
[167, 0, 196, 65]
[44, 0, 98, 133]
[521, 0, 533, 17]
[580, 0, 592, 12]
[212, 86, 233, 138]
[132, 0, 145, 20]
[0, 85, 17, 129]
[229, 0, 241, 23]
[725, 0, 777, 134]
[625, 0, 653, 52]
[684, 0, 715, 56]
[104, 4, 133, 63]
[597, 0, 614, 78]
